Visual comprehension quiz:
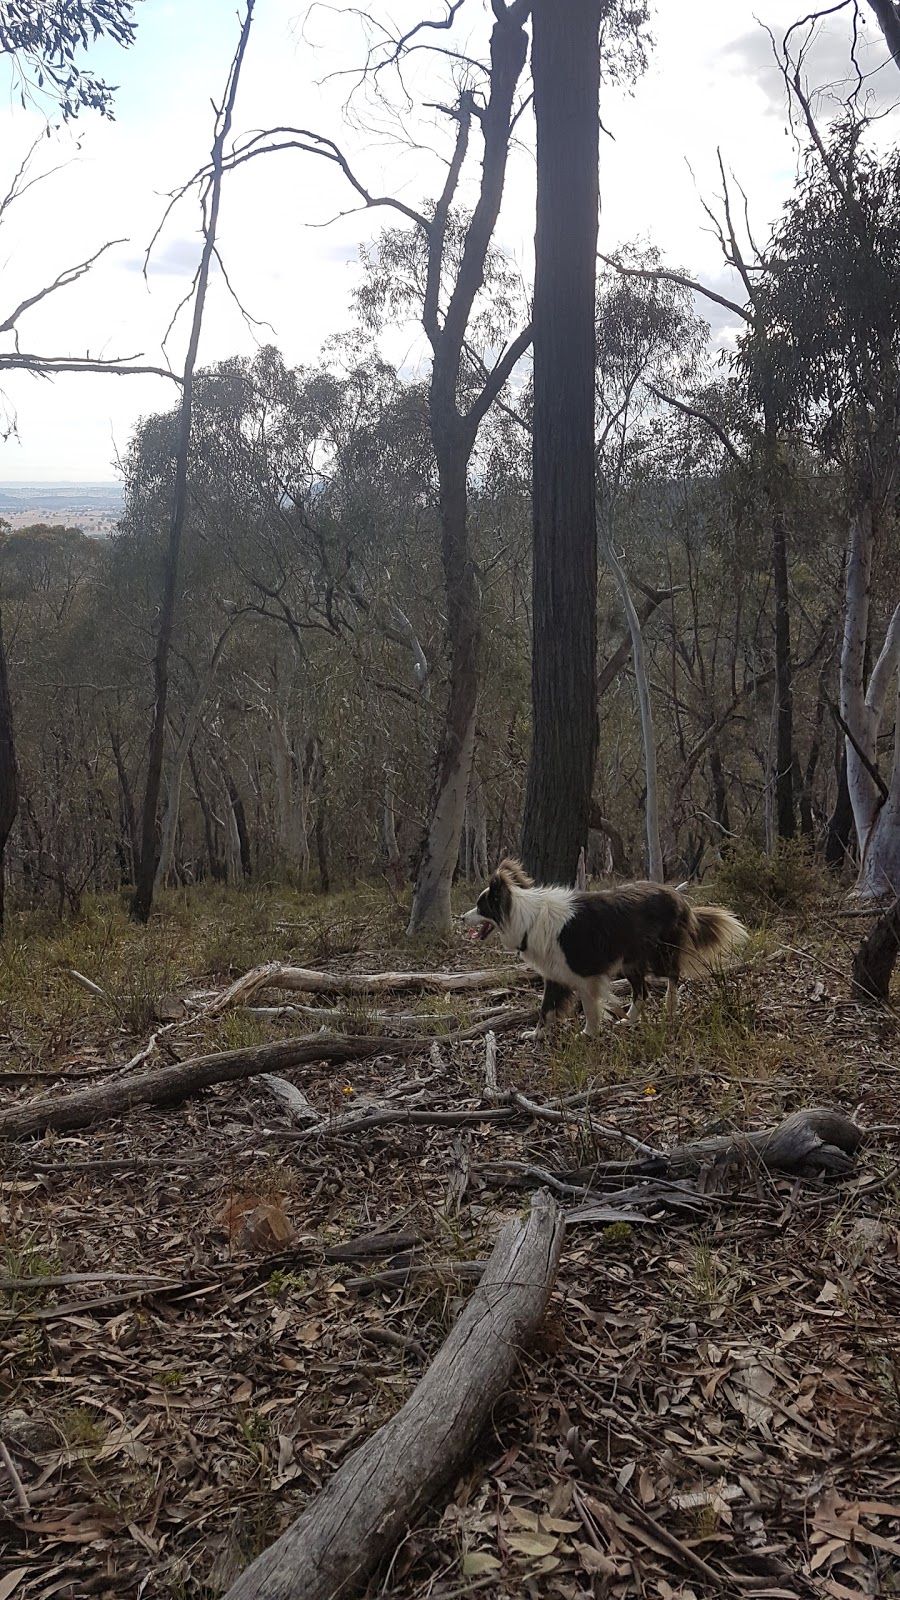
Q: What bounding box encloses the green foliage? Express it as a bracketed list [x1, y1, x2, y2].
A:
[0, 0, 139, 120]
[738, 117, 900, 492]
[714, 839, 830, 924]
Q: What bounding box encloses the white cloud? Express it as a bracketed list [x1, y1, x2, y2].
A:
[0, 0, 897, 480]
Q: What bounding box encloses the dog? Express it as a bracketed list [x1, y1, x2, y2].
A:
[463, 858, 747, 1035]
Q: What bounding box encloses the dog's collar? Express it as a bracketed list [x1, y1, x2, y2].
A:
[519, 932, 528, 953]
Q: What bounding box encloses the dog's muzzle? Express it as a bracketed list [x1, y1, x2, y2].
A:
[462, 907, 495, 941]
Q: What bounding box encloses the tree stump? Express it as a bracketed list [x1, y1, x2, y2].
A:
[851, 899, 900, 1003]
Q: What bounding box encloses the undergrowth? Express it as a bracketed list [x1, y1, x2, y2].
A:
[713, 837, 835, 925]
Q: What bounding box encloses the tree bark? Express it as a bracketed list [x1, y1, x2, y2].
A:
[521, 0, 602, 885]
[0, 605, 18, 934]
[825, 748, 855, 871]
[189, 744, 225, 881]
[223, 1191, 563, 1600]
[408, 451, 478, 930]
[851, 897, 900, 1002]
[867, 0, 900, 68]
[839, 503, 900, 873]
[224, 767, 252, 879]
[600, 529, 663, 880]
[859, 672, 900, 896]
[772, 511, 795, 839]
[130, 6, 254, 923]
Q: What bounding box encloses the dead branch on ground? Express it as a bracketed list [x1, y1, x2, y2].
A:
[211, 961, 525, 1011]
[0, 1011, 534, 1143]
[222, 1190, 564, 1600]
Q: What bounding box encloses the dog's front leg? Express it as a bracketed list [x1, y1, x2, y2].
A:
[579, 980, 615, 1038]
[523, 979, 575, 1039]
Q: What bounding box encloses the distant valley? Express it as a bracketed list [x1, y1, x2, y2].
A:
[0, 481, 123, 536]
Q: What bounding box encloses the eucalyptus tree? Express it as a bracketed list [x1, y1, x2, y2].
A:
[744, 118, 900, 895]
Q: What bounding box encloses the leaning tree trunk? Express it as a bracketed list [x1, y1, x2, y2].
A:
[407, 451, 478, 932]
[840, 501, 900, 876]
[129, 6, 254, 923]
[0, 606, 18, 934]
[521, 0, 602, 885]
[858, 671, 900, 897]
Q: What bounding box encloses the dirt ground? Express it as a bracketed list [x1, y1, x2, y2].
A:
[0, 881, 898, 1600]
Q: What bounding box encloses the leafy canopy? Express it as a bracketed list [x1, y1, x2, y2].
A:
[0, 0, 138, 119]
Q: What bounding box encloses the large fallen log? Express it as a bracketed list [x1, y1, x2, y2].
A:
[0, 1011, 534, 1143]
[211, 960, 525, 1012]
[223, 1190, 564, 1600]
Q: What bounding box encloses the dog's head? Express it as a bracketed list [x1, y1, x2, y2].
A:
[462, 857, 533, 942]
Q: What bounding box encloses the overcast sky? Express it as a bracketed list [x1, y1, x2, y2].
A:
[0, 0, 895, 482]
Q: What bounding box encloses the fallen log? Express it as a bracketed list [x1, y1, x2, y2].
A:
[634, 1106, 863, 1177]
[0, 1011, 533, 1143]
[212, 961, 526, 1012]
[223, 1190, 563, 1600]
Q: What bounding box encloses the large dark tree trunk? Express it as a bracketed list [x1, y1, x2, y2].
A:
[0, 607, 18, 933]
[772, 511, 795, 839]
[825, 749, 855, 872]
[520, 0, 602, 886]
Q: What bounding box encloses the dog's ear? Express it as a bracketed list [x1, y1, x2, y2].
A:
[496, 856, 534, 889]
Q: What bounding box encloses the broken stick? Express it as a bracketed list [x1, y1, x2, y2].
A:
[223, 1191, 563, 1600]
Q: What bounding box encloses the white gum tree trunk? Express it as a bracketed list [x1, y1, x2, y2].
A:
[840, 502, 900, 890]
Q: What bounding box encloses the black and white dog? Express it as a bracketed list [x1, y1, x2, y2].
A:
[463, 858, 747, 1034]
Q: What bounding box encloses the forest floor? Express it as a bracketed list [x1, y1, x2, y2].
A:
[0, 871, 898, 1600]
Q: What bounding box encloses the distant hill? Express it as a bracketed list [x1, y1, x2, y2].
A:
[0, 481, 123, 536]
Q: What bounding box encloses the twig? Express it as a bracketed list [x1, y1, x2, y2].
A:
[67, 969, 107, 1000]
[482, 1030, 499, 1102]
[0, 1438, 30, 1513]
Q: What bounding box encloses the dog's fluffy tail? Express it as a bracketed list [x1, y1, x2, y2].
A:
[679, 905, 748, 978]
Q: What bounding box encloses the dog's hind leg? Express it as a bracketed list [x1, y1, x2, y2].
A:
[621, 974, 647, 1026]
[666, 979, 679, 1021]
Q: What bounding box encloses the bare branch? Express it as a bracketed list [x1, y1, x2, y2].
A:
[1, 239, 125, 334]
[646, 383, 745, 464]
[0, 353, 179, 381]
[599, 254, 751, 322]
[464, 320, 533, 433]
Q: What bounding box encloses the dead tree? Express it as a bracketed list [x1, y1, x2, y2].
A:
[130, 3, 255, 923]
[178, 6, 533, 932]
